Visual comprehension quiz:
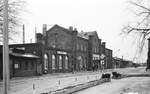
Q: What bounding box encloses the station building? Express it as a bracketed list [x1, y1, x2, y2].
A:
[0, 24, 113, 78]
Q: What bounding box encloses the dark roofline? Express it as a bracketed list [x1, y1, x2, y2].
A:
[9, 43, 39, 45]
[47, 24, 74, 35]
[0, 43, 43, 48]
[10, 53, 40, 59]
[105, 48, 112, 51]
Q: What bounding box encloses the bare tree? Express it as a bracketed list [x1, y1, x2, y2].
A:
[0, 0, 26, 42]
[123, 0, 150, 56]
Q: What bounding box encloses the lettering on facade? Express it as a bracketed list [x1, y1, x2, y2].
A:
[57, 51, 67, 55]
[16, 47, 25, 50]
[93, 54, 100, 60]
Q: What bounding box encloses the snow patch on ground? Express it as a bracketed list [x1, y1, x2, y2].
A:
[119, 77, 150, 94]
[75, 77, 150, 94]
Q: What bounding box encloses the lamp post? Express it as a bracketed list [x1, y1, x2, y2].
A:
[3, 0, 9, 94]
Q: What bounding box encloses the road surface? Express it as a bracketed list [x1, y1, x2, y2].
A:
[74, 67, 150, 94]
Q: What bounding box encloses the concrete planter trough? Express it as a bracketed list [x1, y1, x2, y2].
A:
[41, 78, 110, 94]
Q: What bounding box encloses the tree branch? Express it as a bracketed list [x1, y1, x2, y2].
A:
[130, 1, 150, 12]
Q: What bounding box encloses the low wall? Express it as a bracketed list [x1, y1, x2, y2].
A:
[41, 78, 110, 94]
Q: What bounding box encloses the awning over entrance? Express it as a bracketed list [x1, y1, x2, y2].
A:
[10, 53, 40, 59]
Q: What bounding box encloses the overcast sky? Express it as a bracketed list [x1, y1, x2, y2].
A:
[14, 0, 147, 63]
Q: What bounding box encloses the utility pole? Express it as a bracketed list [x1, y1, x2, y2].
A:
[23, 24, 25, 44]
[3, 0, 9, 94]
[30, 39, 32, 43]
[35, 27, 37, 43]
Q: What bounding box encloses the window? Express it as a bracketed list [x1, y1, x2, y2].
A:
[51, 41, 56, 48]
[28, 62, 30, 70]
[44, 54, 48, 70]
[81, 45, 83, 51]
[84, 46, 87, 51]
[65, 56, 68, 69]
[31, 62, 34, 69]
[52, 55, 56, 70]
[77, 44, 79, 50]
[25, 61, 28, 70]
[14, 60, 21, 69]
[14, 63, 19, 69]
[59, 55, 62, 69]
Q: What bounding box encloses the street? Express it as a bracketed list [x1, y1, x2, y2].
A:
[0, 67, 148, 94]
[74, 77, 150, 94]
[74, 67, 150, 94]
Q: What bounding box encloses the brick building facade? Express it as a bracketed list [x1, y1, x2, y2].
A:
[38, 24, 113, 72]
[105, 48, 113, 69]
[0, 43, 42, 78]
[0, 24, 113, 78]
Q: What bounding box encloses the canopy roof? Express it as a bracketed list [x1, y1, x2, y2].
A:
[10, 53, 40, 59]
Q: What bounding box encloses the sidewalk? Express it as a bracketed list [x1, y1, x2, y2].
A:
[0, 67, 145, 94]
[0, 69, 113, 94]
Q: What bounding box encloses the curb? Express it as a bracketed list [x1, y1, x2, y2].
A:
[125, 74, 150, 77]
[112, 73, 150, 79]
[41, 78, 110, 94]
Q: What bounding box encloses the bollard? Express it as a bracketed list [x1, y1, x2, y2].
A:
[75, 78, 77, 81]
[87, 76, 89, 80]
[57, 80, 62, 90]
[95, 76, 97, 80]
[58, 80, 60, 85]
[33, 83, 35, 94]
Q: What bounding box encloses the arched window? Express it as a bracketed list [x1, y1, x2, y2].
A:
[44, 54, 48, 70]
[52, 55, 56, 70]
[65, 56, 68, 69]
[59, 55, 62, 69]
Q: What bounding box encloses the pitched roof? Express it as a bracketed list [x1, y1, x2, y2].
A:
[47, 24, 98, 40]
[47, 24, 74, 35]
[77, 31, 97, 39]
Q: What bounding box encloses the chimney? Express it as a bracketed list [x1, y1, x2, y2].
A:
[69, 26, 73, 31]
[36, 33, 43, 43]
[99, 39, 102, 53]
[74, 28, 77, 31]
[99, 39, 102, 45]
[102, 42, 106, 48]
[81, 30, 84, 33]
[102, 42, 106, 54]
[43, 24, 47, 36]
